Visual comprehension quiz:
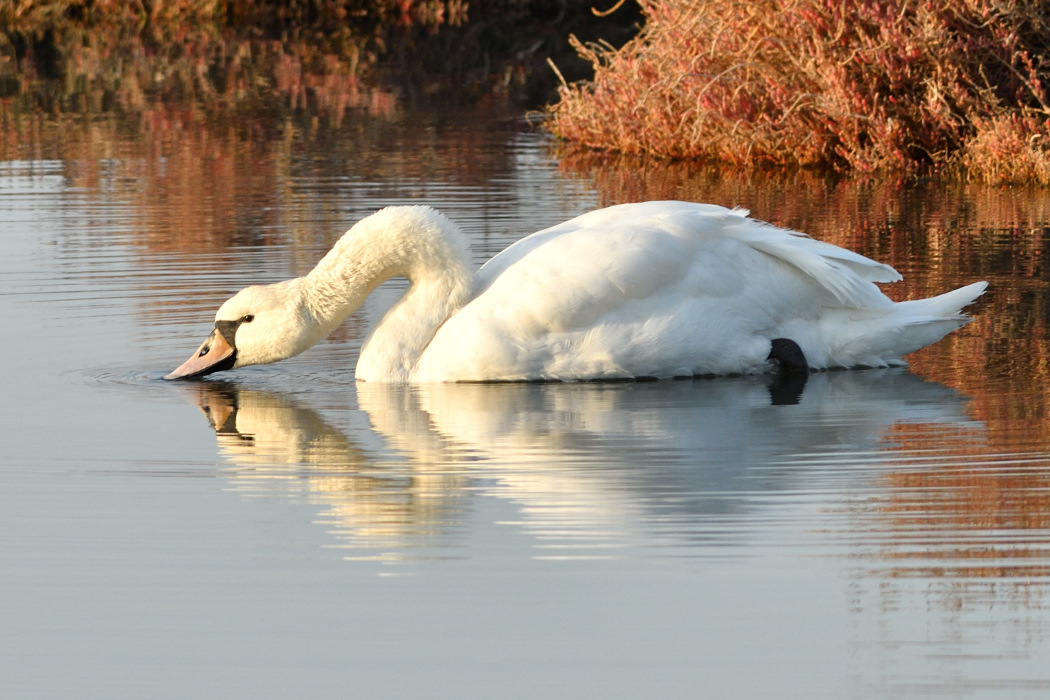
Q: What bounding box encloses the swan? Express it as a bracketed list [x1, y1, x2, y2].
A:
[165, 201, 987, 383]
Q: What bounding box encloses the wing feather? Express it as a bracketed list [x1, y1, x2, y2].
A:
[419, 202, 904, 380]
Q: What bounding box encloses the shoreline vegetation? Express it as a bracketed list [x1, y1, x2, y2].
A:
[4, 1, 1050, 183]
[546, 0, 1050, 184]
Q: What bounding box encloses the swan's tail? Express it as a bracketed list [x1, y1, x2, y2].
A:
[893, 280, 987, 352]
[806, 281, 987, 369]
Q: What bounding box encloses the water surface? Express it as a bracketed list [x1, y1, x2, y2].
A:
[2, 106, 1050, 699]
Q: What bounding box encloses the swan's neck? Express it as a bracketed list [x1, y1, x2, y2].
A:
[304, 206, 474, 382]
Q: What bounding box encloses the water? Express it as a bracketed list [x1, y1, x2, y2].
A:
[2, 106, 1050, 699]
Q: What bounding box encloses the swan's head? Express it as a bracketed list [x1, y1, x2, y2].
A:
[165, 280, 319, 380]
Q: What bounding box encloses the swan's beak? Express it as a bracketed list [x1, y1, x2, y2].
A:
[164, 327, 237, 380]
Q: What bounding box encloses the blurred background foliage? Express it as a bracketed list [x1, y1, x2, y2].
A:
[0, 0, 641, 116]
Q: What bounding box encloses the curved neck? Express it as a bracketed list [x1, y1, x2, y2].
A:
[303, 206, 475, 382]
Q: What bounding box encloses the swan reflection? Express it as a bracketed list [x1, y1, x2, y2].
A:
[180, 371, 979, 562]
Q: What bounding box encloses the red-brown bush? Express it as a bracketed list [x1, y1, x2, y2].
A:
[546, 0, 1050, 182]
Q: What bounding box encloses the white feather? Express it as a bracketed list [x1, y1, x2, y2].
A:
[183, 201, 987, 383]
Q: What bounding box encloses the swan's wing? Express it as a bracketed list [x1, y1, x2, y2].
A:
[418, 202, 900, 380]
[472, 206, 701, 330]
[736, 222, 900, 307]
[474, 201, 736, 295]
[479, 201, 898, 307]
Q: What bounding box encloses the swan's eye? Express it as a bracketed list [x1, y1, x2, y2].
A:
[241, 314, 255, 323]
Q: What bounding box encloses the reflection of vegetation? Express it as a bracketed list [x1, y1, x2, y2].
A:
[0, 101, 535, 260]
[0, 3, 639, 257]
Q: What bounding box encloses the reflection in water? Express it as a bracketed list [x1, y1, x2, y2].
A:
[188, 380, 470, 558]
[8, 56, 1050, 693]
[556, 153, 1050, 478]
[180, 373, 1050, 692]
[181, 371, 990, 563]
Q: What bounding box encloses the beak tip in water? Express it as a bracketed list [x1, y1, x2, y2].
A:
[164, 328, 237, 381]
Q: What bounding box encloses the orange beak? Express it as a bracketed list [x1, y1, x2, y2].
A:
[164, 326, 237, 380]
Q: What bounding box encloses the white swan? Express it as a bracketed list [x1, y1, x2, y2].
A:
[165, 201, 987, 383]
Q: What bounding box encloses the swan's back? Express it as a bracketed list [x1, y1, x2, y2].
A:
[477, 202, 898, 295]
[412, 202, 982, 382]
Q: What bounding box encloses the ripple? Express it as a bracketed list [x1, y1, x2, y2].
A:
[65, 365, 175, 392]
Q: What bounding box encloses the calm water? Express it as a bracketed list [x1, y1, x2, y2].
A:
[3, 105, 1050, 699]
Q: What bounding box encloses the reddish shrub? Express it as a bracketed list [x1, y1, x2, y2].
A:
[546, 0, 1050, 181]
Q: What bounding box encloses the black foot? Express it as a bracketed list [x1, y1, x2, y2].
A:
[767, 338, 809, 373]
